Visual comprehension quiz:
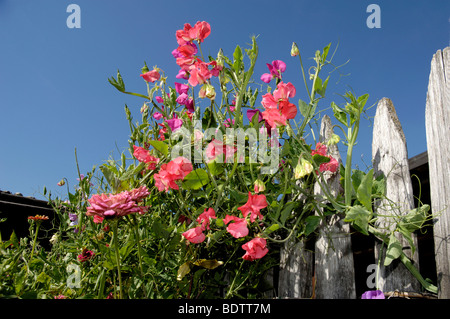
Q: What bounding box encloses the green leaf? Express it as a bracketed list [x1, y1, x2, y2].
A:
[384, 233, 402, 266]
[312, 153, 331, 165]
[398, 205, 429, 233]
[357, 94, 369, 111]
[321, 43, 331, 62]
[108, 69, 125, 92]
[280, 201, 298, 226]
[193, 259, 224, 270]
[148, 140, 169, 157]
[298, 99, 310, 118]
[182, 168, 210, 190]
[264, 223, 280, 235]
[207, 161, 224, 176]
[357, 169, 373, 212]
[304, 215, 321, 236]
[177, 262, 192, 281]
[331, 102, 347, 127]
[232, 45, 243, 73]
[344, 205, 371, 235]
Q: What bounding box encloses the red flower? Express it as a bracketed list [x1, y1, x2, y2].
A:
[78, 248, 95, 262]
[224, 215, 249, 238]
[154, 157, 193, 192]
[28, 215, 49, 221]
[133, 145, 160, 171]
[242, 238, 269, 261]
[311, 143, 339, 173]
[196, 208, 217, 230]
[237, 192, 268, 223]
[140, 69, 160, 83]
[182, 226, 206, 244]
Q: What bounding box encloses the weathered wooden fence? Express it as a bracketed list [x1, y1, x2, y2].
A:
[275, 47, 450, 299]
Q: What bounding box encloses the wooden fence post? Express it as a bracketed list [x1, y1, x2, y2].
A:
[314, 115, 356, 298]
[278, 239, 314, 298]
[372, 97, 420, 292]
[425, 47, 450, 299]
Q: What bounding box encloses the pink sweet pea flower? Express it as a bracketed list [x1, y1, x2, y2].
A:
[311, 143, 339, 173]
[224, 215, 249, 238]
[166, 114, 183, 132]
[205, 139, 236, 163]
[242, 238, 269, 261]
[133, 145, 160, 171]
[262, 108, 287, 128]
[154, 157, 193, 192]
[197, 208, 217, 230]
[140, 69, 161, 83]
[182, 226, 206, 244]
[273, 81, 296, 100]
[176, 69, 189, 80]
[237, 192, 268, 223]
[175, 82, 190, 95]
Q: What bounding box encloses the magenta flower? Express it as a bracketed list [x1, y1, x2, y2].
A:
[175, 82, 190, 95]
[78, 248, 95, 262]
[166, 114, 183, 132]
[261, 60, 286, 83]
[361, 290, 385, 299]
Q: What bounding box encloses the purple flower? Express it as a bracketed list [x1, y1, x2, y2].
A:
[166, 115, 183, 132]
[261, 60, 286, 83]
[247, 109, 263, 122]
[361, 290, 385, 299]
[175, 82, 189, 95]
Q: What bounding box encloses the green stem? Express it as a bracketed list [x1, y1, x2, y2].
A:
[112, 220, 123, 299]
[225, 259, 245, 299]
[344, 124, 359, 207]
[30, 222, 41, 258]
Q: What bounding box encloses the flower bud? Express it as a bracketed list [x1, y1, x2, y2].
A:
[199, 84, 216, 100]
[291, 42, 300, 57]
[294, 158, 313, 179]
[57, 179, 65, 186]
[254, 179, 265, 193]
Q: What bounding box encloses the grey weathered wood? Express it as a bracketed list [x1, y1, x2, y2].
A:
[314, 115, 356, 299]
[278, 239, 314, 298]
[425, 47, 450, 299]
[372, 97, 420, 292]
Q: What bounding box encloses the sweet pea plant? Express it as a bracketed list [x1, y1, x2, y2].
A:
[0, 21, 437, 299]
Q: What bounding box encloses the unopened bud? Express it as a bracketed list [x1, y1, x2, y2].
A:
[291, 42, 300, 57]
[294, 158, 313, 179]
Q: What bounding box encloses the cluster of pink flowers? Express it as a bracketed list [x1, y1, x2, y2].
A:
[311, 142, 339, 173]
[205, 138, 236, 163]
[182, 208, 217, 243]
[182, 192, 269, 261]
[153, 156, 193, 192]
[133, 145, 160, 171]
[86, 185, 150, 222]
[173, 21, 222, 88]
[261, 80, 298, 128]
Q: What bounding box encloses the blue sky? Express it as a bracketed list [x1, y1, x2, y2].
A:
[0, 0, 448, 200]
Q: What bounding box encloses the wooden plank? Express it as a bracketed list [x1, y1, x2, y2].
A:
[425, 47, 450, 299]
[313, 115, 356, 298]
[372, 97, 420, 292]
[278, 239, 314, 298]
